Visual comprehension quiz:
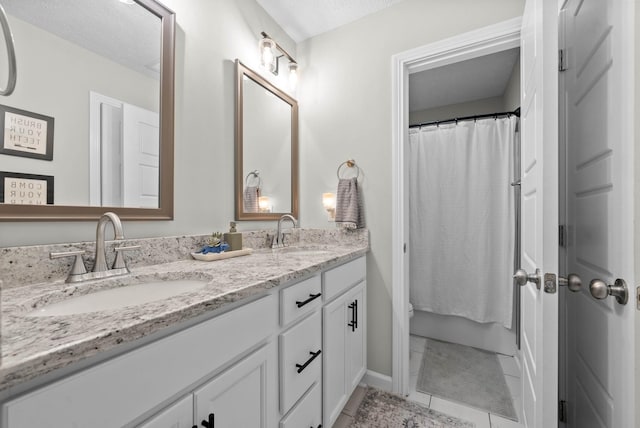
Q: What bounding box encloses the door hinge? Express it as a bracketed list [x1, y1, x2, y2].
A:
[559, 224, 566, 247]
[559, 399, 567, 422]
[403, 243, 407, 253]
[636, 286, 640, 310]
[559, 49, 567, 72]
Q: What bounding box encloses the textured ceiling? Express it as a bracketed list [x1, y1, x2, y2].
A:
[256, 0, 407, 42]
[2, 0, 161, 79]
[409, 48, 520, 113]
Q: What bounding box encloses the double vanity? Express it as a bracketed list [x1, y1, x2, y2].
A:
[0, 227, 368, 427]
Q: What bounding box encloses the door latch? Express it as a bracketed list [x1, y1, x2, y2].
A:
[544, 273, 556, 294]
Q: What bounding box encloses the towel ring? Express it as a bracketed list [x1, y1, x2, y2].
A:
[336, 160, 360, 179]
[245, 170, 262, 188]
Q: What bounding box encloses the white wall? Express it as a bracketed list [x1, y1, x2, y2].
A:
[409, 96, 504, 125]
[503, 56, 521, 111]
[1, 0, 295, 246]
[297, 0, 525, 376]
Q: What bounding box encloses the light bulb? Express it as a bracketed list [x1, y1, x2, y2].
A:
[289, 63, 298, 90]
[258, 196, 271, 212]
[259, 38, 276, 72]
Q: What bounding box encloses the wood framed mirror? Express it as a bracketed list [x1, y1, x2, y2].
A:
[235, 60, 298, 221]
[0, 0, 175, 221]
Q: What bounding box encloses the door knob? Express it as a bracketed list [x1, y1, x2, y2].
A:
[513, 268, 541, 289]
[589, 278, 628, 305]
[558, 273, 582, 292]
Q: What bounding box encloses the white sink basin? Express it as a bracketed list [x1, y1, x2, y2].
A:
[273, 247, 332, 256]
[28, 280, 208, 317]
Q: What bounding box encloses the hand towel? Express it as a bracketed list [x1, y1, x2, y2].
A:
[335, 178, 364, 229]
[243, 186, 260, 213]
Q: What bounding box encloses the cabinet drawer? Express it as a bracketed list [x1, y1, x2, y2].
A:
[3, 294, 278, 428]
[323, 256, 366, 302]
[280, 382, 321, 428]
[280, 275, 322, 326]
[279, 311, 322, 414]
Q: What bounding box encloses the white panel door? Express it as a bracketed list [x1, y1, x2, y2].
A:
[193, 343, 277, 428]
[122, 104, 160, 208]
[519, 1, 559, 427]
[563, 1, 635, 427]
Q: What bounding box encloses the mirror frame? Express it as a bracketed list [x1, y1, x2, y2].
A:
[235, 60, 298, 221]
[0, 0, 175, 221]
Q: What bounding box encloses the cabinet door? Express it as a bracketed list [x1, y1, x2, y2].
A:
[346, 281, 366, 393]
[137, 395, 193, 428]
[322, 293, 348, 428]
[193, 343, 277, 428]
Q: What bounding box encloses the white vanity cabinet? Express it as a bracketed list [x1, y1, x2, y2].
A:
[2, 294, 279, 428]
[137, 395, 193, 428]
[322, 257, 367, 428]
[193, 342, 278, 428]
[139, 342, 278, 428]
[1, 254, 367, 428]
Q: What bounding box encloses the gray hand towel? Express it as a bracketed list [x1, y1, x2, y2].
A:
[335, 178, 364, 229]
[243, 186, 260, 213]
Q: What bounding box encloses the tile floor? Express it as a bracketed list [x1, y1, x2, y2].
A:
[334, 335, 524, 428]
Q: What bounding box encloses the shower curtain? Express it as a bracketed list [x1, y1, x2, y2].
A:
[409, 116, 516, 328]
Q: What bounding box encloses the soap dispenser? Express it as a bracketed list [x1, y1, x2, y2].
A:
[224, 221, 242, 251]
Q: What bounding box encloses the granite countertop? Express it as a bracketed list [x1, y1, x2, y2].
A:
[0, 241, 368, 393]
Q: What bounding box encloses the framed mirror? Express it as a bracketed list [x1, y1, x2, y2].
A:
[0, 0, 175, 221]
[235, 60, 298, 221]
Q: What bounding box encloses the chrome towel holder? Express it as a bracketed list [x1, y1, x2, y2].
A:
[337, 159, 360, 179]
[245, 170, 262, 188]
[0, 3, 16, 96]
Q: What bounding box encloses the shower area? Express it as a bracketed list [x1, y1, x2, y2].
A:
[406, 47, 522, 420]
[408, 111, 520, 356]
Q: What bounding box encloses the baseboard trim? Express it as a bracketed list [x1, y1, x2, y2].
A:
[361, 370, 393, 392]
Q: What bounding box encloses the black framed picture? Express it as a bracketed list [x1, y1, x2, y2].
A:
[0, 171, 54, 205]
[0, 104, 54, 161]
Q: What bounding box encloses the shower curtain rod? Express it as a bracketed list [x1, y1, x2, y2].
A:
[409, 107, 521, 129]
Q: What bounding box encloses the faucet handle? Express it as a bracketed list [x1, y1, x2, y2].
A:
[112, 245, 140, 270]
[50, 250, 88, 276]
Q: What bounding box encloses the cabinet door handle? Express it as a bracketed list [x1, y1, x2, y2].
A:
[296, 292, 322, 308]
[201, 413, 214, 427]
[296, 349, 322, 373]
[348, 299, 358, 331]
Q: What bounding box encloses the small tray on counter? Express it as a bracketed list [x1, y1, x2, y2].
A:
[190, 248, 253, 261]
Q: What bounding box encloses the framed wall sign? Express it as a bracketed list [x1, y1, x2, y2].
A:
[0, 171, 54, 205]
[0, 105, 54, 160]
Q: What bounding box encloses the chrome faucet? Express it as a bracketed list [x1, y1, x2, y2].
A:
[93, 212, 124, 272]
[50, 212, 139, 283]
[272, 214, 298, 248]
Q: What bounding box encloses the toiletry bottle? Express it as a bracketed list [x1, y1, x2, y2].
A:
[224, 221, 242, 251]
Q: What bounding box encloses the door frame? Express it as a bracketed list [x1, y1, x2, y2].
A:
[390, 17, 522, 395]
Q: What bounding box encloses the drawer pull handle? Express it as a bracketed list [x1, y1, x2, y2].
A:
[201, 413, 214, 427]
[296, 292, 322, 308]
[296, 349, 322, 373]
[348, 299, 358, 331]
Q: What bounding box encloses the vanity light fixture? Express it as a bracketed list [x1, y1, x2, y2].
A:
[322, 192, 336, 221]
[259, 31, 298, 88]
